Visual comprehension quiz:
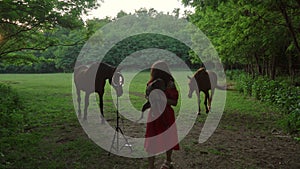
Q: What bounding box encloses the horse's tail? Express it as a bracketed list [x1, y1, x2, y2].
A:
[215, 84, 227, 90]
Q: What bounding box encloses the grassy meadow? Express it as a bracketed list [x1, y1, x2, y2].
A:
[0, 72, 297, 169]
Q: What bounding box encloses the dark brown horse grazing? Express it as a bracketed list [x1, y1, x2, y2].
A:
[187, 67, 224, 115]
[74, 62, 123, 122]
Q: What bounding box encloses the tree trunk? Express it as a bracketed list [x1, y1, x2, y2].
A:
[262, 58, 267, 76]
[279, 0, 300, 56]
[266, 59, 269, 77]
[296, 0, 300, 7]
[287, 54, 294, 81]
[270, 55, 277, 80]
[254, 53, 262, 75]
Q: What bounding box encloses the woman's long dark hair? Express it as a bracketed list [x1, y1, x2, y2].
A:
[149, 61, 174, 87]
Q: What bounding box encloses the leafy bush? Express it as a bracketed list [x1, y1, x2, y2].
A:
[0, 83, 25, 136]
[235, 73, 254, 96]
[226, 69, 244, 81]
[286, 108, 300, 133]
[252, 76, 265, 100]
[252, 77, 281, 103]
[230, 71, 300, 133]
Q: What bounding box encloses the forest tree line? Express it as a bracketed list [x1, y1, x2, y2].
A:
[1, 0, 300, 78]
[184, 0, 300, 80]
[0, 0, 299, 134]
[0, 0, 197, 73]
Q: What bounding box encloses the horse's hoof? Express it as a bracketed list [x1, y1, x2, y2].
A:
[197, 112, 201, 115]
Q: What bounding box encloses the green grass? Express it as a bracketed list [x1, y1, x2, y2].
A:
[0, 72, 284, 168]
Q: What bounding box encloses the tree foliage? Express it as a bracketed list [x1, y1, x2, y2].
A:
[183, 0, 300, 79]
[0, 0, 100, 63]
[1, 8, 197, 73]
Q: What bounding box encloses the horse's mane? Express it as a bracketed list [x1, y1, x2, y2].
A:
[193, 67, 206, 78]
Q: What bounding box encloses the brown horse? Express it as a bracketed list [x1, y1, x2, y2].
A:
[74, 62, 123, 122]
[187, 67, 224, 115]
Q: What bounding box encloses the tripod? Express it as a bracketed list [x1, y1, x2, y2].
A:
[109, 96, 132, 155]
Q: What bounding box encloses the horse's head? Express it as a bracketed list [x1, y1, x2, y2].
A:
[187, 75, 197, 98]
[111, 71, 124, 97]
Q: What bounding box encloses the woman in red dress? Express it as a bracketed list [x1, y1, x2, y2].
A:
[144, 61, 179, 169]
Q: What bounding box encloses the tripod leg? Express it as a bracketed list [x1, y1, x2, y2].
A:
[117, 127, 132, 152]
[108, 95, 132, 155]
[108, 129, 118, 155]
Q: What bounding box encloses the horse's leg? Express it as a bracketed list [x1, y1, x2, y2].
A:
[196, 92, 201, 115]
[204, 90, 210, 113]
[208, 88, 215, 111]
[83, 92, 90, 120]
[76, 89, 81, 118]
[97, 92, 105, 124]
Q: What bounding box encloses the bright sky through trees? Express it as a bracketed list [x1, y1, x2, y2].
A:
[83, 0, 194, 20]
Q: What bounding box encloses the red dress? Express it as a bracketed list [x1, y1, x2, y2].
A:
[144, 81, 180, 154]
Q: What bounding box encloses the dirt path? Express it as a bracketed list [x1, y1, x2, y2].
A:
[37, 90, 300, 169]
[166, 112, 300, 169]
[45, 106, 300, 169]
[96, 91, 300, 169]
[96, 111, 296, 169]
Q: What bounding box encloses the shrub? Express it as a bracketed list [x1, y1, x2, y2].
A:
[252, 76, 266, 100]
[226, 69, 244, 81]
[286, 108, 300, 133]
[0, 83, 25, 136]
[235, 73, 254, 96]
[229, 70, 300, 133]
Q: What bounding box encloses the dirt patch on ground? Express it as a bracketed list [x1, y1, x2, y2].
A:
[47, 110, 299, 169]
[113, 111, 300, 169]
[166, 112, 299, 169]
